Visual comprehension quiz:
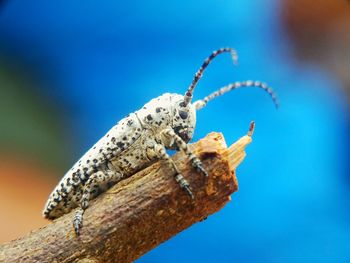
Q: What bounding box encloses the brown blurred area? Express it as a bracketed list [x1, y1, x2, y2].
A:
[282, 0, 350, 98]
[0, 156, 58, 243]
[0, 61, 69, 243]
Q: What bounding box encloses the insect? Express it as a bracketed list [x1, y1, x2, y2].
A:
[43, 47, 279, 236]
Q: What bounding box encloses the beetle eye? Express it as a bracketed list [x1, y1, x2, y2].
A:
[179, 110, 188, 119]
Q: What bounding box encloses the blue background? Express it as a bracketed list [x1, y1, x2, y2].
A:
[1, 0, 349, 262]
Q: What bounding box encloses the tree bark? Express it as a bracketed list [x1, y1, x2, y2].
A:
[0, 131, 253, 263]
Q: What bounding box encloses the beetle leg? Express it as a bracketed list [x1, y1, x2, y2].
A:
[73, 170, 123, 236]
[161, 129, 208, 177]
[149, 142, 194, 199]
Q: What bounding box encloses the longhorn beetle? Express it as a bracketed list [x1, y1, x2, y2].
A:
[43, 47, 279, 235]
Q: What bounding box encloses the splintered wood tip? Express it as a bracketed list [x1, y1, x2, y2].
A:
[224, 122, 254, 171]
[248, 121, 255, 137]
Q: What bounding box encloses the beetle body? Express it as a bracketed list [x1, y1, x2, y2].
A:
[43, 48, 278, 235]
[43, 93, 197, 219]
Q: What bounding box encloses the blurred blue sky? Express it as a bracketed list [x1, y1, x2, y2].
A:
[0, 0, 349, 262]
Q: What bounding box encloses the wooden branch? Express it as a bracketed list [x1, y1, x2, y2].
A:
[0, 131, 253, 263]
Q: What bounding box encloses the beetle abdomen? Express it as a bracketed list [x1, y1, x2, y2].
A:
[43, 113, 145, 219]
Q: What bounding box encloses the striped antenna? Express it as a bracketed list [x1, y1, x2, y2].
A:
[182, 47, 238, 107]
[193, 80, 279, 110]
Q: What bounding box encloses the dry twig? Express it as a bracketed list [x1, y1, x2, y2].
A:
[0, 131, 253, 263]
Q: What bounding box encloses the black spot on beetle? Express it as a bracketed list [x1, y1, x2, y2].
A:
[179, 110, 188, 119]
[123, 136, 127, 141]
[127, 119, 133, 126]
[156, 107, 162, 113]
[146, 114, 153, 121]
[117, 142, 124, 148]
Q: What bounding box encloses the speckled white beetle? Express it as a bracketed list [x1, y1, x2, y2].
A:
[43, 47, 279, 235]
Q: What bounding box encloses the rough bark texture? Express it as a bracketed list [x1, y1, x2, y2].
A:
[0, 132, 252, 263]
